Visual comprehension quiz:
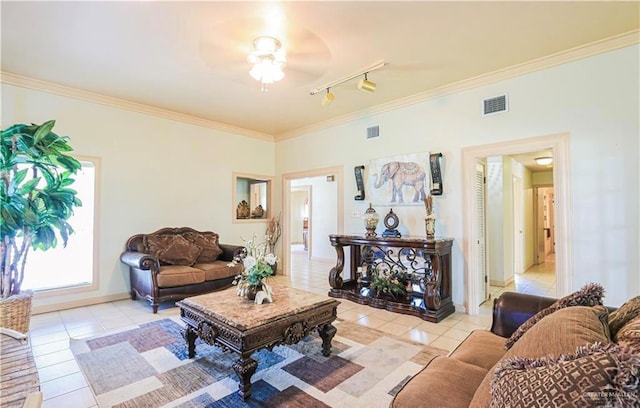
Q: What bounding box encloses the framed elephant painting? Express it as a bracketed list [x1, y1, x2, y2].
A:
[367, 152, 430, 205]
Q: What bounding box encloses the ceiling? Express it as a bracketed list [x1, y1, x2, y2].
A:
[2, 2, 639, 140]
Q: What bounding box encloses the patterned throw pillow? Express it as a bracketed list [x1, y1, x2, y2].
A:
[156, 235, 202, 266]
[490, 342, 640, 408]
[609, 296, 640, 338]
[182, 231, 223, 263]
[505, 283, 605, 349]
[143, 234, 174, 257]
[616, 315, 640, 349]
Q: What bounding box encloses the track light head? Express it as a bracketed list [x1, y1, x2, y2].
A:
[321, 89, 335, 106]
[358, 73, 376, 93]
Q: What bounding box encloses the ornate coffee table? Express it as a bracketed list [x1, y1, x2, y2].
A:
[176, 286, 339, 400]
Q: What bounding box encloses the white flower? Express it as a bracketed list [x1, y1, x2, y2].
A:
[244, 255, 257, 270]
[265, 253, 277, 265]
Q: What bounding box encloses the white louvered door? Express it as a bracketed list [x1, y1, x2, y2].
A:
[476, 162, 489, 303]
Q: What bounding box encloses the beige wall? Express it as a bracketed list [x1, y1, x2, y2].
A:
[274, 44, 639, 307]
[2, 84, 275, 312]
[2, 44, 638, 311]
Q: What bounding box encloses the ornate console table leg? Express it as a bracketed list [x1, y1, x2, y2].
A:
[183, 326, 198, 358]
[423, 253, 442, 311]
[318, 323, 337, 357]
[329, 244, 345, 289]
[233, 355, 258, 400]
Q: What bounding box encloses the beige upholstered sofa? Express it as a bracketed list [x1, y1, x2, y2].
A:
[120, 227, 243, 313]
[391, 289, 639, 408]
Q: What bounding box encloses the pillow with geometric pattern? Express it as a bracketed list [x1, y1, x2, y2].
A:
[615, 315, 640, 349]
[609, 296, 640, 338]
[156, 235, 202, 266]
[182, 231, 223, 263]
[490, 342, 640, 408]
[505, 283, 605, 349]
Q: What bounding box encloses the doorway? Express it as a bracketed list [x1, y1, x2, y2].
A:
[535, 187, 556, 264]
[462, 133, 571, 315]
[281, 166, 343, 284]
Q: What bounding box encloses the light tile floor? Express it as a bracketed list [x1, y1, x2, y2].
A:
[26, 247, 556, 407]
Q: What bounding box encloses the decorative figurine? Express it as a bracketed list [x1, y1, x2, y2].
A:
[237, 200, 250, 219]
[251, 204, 265, 218]
[424, 194, 436, 238]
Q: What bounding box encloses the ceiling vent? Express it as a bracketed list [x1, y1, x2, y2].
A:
[483, 94, 508, 116]
[366, 125, 380, 140]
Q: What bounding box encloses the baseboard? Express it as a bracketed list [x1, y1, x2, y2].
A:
[32, 292, 131, 315]
[454, 303, 467, 314]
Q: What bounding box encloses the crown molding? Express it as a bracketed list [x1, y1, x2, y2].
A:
[275, 29, 639, 142]
[0, 72, 275, 142]
[2, 29, 637, 143]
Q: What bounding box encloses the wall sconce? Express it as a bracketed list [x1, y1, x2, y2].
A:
[535, 156, 553, 165]
[321, 88, 335, 106]
[357, 73, 376, 93]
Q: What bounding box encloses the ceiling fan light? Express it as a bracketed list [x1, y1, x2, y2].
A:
[248, 36, 286, 90]
[358, 78, 376, 93]
[535, 156, 553, 165]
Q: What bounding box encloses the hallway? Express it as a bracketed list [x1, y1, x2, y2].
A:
[489, 255, 556, 300]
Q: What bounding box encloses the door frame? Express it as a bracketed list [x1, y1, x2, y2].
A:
[513, 174, 524, 275]
[462, 133, 571, 314]
[281, 166, 344, 277]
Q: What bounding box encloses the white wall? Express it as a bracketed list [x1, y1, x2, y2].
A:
[309, 176, 338, 261]
[2, 84, 275, 311]
[275, 45, 640, 307]
[290, 190, 308, 243]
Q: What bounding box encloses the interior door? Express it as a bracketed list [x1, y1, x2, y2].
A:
[513, 175, 524, 274]
[475, 162, 489, 302]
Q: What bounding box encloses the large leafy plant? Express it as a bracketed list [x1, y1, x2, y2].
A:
[1, 120, 82, 299]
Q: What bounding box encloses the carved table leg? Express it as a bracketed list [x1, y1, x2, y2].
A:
[233, 355, 258, 400]
[424, 253, 442, 311]
[329, 244, 345, 289]
[183, 326, 198, 358]
[318, 323, 337, 357]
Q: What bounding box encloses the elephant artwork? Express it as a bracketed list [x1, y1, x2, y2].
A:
[373, 161, 427, 203]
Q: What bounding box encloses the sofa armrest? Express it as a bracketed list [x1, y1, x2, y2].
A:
[490, 291, 557, 338]
[218, 244, 244, 262]
[120, 251, 159, 271]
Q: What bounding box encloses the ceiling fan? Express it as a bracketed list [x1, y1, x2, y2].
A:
[199, 17, 331, 89]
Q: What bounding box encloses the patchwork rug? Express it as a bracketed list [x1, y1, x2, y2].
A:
[70, 318, 448, 407]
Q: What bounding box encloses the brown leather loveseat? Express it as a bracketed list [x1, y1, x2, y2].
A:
[120, 227, 243, 313]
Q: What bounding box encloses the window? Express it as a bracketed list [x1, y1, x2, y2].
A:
[22, 158, 98, 292]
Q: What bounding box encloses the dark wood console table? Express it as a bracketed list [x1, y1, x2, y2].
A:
[328, 234, 454, 322]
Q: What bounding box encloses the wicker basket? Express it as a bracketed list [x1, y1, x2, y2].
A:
[0, 291, 33, 334]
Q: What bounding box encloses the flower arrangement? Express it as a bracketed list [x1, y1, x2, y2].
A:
[370, 268, 409, 299]
[228, 234, 277, 302]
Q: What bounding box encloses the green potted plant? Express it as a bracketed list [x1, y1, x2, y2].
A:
[370, 268, 409, 300]
[1, 120, 82, 333]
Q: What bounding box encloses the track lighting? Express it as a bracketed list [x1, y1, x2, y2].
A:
[358, 73, 376, 93]
[310, 61, 386, 102]
[321, 88, 335, 106]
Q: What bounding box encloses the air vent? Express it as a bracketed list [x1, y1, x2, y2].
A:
[483, 94, 508, 116]
[366, 125, 380, 140]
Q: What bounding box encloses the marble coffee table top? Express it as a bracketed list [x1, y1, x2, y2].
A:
[178, 285, 338, 331]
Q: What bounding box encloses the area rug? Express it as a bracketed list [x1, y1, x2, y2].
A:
[70, 317, 448, 408]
